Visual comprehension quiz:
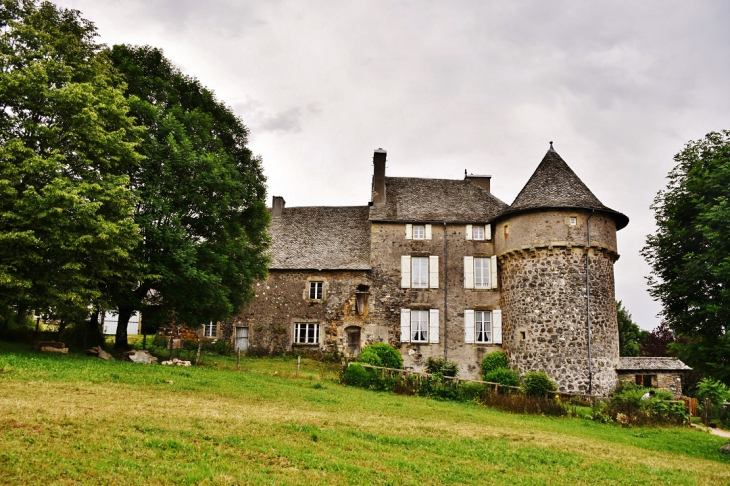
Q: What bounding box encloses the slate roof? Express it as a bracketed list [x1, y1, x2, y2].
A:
[270, 206, 371, 270]
[616, 357, 692, 371]
[369, 177, 509, 222]
[504, 148, 629, 229]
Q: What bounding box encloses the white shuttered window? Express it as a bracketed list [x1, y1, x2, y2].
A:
[411, 310, 428, 342]
[400, 308, 439, 344]
[474, 258, 490, 288]
[476, 311, 492, 342]
[465, 256, 498, 289]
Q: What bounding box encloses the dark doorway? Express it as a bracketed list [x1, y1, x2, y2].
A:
[346, 327, 361, 355]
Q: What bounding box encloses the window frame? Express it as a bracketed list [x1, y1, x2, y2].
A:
[413, 224, 425, 240]
[474, 257, 491, 289]
[472, 225, 485, 240]
[294, 322, 320, 345]
[475, 311, 491, 343]
[410, 309, 429, 343]
[308, 281, 323, 300]
[204, 321, 218, 338]
[411, 256, 429, 288]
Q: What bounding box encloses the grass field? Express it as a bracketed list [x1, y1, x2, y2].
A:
[1, 341, 729, 485]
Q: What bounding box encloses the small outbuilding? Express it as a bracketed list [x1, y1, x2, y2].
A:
[616, 357, 692, 398]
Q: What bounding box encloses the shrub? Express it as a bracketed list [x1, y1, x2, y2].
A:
[523, 371, 557, 397]
[484, 368, 521, 388]
[457, 382, 488, 402]
[695, 378, 730, 408]
[481, 351, 508, 379]
[343, 364, 372, 388]
[425, 358, 459, 377]
[357, 343, 403, 369]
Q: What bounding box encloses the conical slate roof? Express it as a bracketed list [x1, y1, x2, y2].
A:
[505, 146, 629, 229]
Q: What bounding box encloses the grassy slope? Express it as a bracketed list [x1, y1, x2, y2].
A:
[0, 342, 728, 485]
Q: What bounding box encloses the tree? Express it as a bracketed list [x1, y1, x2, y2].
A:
[643, 131, 730, 383]
[639, 322, 680, 357]
[0, 1, 142, 323]
[108, 45, 269, 348]
[616, 300, 647, 357]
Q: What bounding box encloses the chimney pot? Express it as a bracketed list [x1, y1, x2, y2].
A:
[465, 174, 491, 193]
[372, 149, 387, 206]
[272, 196, 285, 218]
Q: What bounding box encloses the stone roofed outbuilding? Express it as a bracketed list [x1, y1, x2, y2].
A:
[270, 204, 371, 270]
[616, 357, 692, 398]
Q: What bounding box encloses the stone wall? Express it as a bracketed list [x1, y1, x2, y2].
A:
[369, 222, 502, 379]
[495, 209, 620, 396]
[617, 372, 684, 398]
[227, 269, 373, 356]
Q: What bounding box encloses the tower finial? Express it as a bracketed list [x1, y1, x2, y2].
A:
[465, 169, 467, 178]
[549, 141, 554, 151]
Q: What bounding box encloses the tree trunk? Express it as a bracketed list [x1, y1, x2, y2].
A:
[85, 310, 100, 348]
[115, 307, 134, 350]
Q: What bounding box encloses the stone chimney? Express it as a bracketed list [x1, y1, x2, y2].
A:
[272, 196, 285, 218]
[465, 173, 491, 193]
[372, 148, 387, 206]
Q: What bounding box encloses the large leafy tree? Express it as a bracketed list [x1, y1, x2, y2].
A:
[109, 45, 269, 348]
[643, 130, 730, 383]
[616, 300, 647, 357]
[0, 0, 142, 323]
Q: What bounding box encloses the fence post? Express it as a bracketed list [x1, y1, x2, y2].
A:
[237, 348, 241, 370]
[296, 355, 301, 377]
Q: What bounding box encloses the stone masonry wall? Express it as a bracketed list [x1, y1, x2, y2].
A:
[228, 270, 373, 356]
[500, 247, 619, 395]
[369, 222, 502, 379]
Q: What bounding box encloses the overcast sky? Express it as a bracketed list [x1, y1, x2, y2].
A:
[56, 0, 730, 330]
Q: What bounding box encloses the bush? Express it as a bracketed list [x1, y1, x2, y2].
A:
[695, 378, 730, 408]
[484, 368, 521, 388]
[523, 371, 557, 397]
[425, 358, 459, 377]
[357, 343, 403, 369]
[481, 351, 508, 379]
[457, 382, 488, 402]
[343, 364, 372, 388]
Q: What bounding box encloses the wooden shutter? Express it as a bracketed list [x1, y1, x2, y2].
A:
[425, 224, 432, 240]
[400, 309, 411, 342]
[492, 310, 502, 344]
[401, 255, 411, 288]
[490, 255, 498, 289]
[429, 309, 439, 344]
[464, 310, 475, 344]
[429, 256, 439, 289]
[405, 224, 413, 240]
[485, 224, 492, 240]
[464, 256, 474, 289]
[465, 224, 473, 240]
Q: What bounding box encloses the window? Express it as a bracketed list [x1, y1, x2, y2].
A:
[411, 310, 429, 342]
[309, 281, 323, 299]
[204, 321, 217, 338]
[411, 257, 429, 288]
[400, 308, 439, 343]
[464, 256, 497, 289]
[474, 257, 490, 288]
[405, 223, 432, 240]
[569, 217, 577, 226]
[475, 311, 491, 342]
[413, 225, 425, 239]
[464, 309, 502, 344]
[294, 323, 319, 344]
[465, 224, 491, 240]
[401, 255, 439, 289]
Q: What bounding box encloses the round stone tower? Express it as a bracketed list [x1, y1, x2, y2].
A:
[493, 145, 629, 396]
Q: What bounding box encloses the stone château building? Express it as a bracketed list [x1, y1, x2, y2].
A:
[227, 145, 634, 395]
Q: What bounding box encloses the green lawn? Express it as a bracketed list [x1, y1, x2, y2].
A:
[0, 341, 728, 485]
